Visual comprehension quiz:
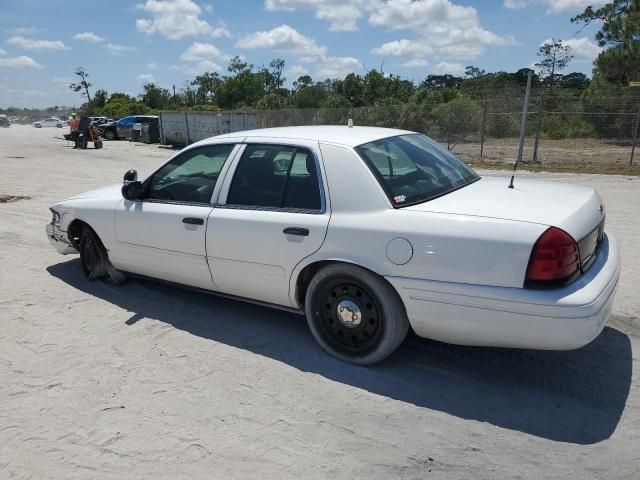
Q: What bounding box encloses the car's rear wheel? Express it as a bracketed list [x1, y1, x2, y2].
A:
[305, 263, 409, 365]
[104, 130, 115, 141]
[35, 124, 41, 128]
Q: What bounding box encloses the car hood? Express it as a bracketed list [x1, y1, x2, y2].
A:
[63, 184, 123, 201]
[405, 176, 604, 240]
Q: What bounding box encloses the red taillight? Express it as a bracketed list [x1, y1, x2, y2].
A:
[526, 227, 580, 287]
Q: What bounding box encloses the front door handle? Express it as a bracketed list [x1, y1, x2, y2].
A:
[283, 227, 309, 236]
[183, 217, 204, 225]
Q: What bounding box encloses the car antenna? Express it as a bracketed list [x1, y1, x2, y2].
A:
[509, 69, 533, 189]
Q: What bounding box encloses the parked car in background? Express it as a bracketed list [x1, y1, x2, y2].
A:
[0, 115, 10, 127]
[45, 126, 619, 365]
[33, 117, 64, 128]
[89, 116, 110, 126]
[99, 115, 158, 140]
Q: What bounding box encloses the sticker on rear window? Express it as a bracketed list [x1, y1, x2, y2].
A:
[394, 195, 406, 204]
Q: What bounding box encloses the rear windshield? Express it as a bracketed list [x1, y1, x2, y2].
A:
[355, 134, 480, 207]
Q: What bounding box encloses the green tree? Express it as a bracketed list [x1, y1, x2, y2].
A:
[142, 83, 172, 110]
[432, 97, 481, 150]
[69, 67, 93, 103]
[535, 40, 573, 90]
[572, 0, 639, 84]
[190, 72, 221, 104]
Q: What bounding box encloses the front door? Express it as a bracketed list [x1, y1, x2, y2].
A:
[112, 143, 238, 289]
[207, 141, 330, 307]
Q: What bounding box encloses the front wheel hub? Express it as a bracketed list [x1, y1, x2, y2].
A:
[336, 299, 362, 328]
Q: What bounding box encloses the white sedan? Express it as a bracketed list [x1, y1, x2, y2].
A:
[46, 126, 620, 364]
[33, 117, 64, 128]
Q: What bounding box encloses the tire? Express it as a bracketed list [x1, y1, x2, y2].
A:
[79, 228, 108, 280]
[305, 263, 409, 365]
[57, 124, 63, 128]
[79, 226, 126, 283]
[35, 124, 41, 128]
[104, 130, 115, 141]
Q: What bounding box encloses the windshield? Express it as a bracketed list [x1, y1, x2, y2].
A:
[355, 134, 480, 207]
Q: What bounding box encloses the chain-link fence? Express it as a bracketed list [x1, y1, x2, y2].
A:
[253, 92, 640, 168]
[164, 90, 640, 169]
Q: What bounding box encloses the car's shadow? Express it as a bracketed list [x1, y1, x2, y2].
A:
[47, 259, 633, 445]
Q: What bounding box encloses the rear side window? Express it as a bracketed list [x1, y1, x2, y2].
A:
[226, 144, 321, 211]
[356, 134, 479, 207]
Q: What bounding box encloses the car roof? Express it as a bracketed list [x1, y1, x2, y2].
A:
[209, 125, 415, 148]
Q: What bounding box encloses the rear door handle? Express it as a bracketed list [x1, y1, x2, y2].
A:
[283, 227, 309, 236]
[183, 217, 204, 225]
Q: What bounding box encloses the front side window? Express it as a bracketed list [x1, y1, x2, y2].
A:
[226, 144, 321, 211]
[146, 144, 235, 204]
[355, 134, 479, 207]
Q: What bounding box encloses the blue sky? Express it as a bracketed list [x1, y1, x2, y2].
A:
[0, 0, 605, 108]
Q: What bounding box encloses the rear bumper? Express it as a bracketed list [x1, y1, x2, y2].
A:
[46, 222, 76, 255]
[386, 232, 620, 350]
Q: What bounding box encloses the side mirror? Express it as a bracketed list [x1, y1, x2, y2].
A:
[123, 169, 138, 182]
[122, 181, 144, 201]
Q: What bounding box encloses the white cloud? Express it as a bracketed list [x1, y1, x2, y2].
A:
[147, 62, 159, 70]
[137, 73, 156, 84]
[503, 0, 607, 13]
[316, 56, 363, 78]
[211, 24, 232, 38]
[180, 42, 226, 62]
[0, 48, 6, 56]
[0, 56, 43, 69]
[170, 60, 222, 75]
[540, 37, 602, 62]
[73, 32, 106, 42]
[204, 4, 214, 12]
[402, 58, 429, 67]
[236, 24, 327, 59]
[371, 39, 433, 57]
[105, 43, 136, 55]
[432, 61, 465, 74]
[265, 0, 371, 31]
[370, 0, 515, 61]
[7, 36, 69, 51]
[289, 64, 309, 76]
[136, 0, 231, 39]
[12, 27, 44, 35]
[236, 24, 361, 78]
[503, 0, 528, 8]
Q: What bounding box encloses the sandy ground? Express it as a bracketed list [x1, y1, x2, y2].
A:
[1, 124, 639, 479]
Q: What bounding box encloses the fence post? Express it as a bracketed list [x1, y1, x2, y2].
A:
[510, 70, 532, 189]
[532, 92, 544, 163]
[480, 100, 487, 157]
[184, 112, 190, 145]
[631, 107, 640, 166]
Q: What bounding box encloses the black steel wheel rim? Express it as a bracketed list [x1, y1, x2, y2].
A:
[81, 236, 96, 274]
[314, 279, 383, 355]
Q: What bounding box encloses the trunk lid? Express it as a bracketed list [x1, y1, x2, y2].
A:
[405, 176, 604, 241]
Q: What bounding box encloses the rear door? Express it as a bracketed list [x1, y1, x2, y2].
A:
[207, 140, 330, 307]
[113, 143, 239, 289]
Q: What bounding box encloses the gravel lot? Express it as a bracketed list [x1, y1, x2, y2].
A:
[1, 124, 639, 479]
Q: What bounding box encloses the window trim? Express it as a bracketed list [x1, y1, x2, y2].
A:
[218, 142, 326, 214]
[355, 134, 481, 209]
[140, 143, 240, 207]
